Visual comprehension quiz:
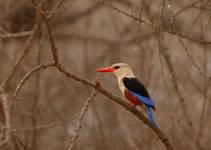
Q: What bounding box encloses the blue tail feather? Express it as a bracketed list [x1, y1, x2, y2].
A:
[145, 106, 157, 128]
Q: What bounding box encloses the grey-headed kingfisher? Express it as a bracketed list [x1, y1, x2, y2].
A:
[96, 63, 157, 128]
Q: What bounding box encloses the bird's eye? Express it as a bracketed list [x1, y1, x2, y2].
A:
[114, 66, 120, 69]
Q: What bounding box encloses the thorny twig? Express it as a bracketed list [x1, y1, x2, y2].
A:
[68, 89, 98, 150]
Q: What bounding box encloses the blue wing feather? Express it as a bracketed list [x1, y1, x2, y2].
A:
[128, 90, 155, 107]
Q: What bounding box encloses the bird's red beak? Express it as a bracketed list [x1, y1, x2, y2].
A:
[96, 66, 114, 72]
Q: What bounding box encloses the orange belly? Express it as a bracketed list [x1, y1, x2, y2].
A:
[124, 89, 145, 109]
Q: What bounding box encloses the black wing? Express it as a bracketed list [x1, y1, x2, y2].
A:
[123, 77, 150, 98]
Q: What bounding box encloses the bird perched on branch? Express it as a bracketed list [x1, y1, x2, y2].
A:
[96, 63, 157, 128]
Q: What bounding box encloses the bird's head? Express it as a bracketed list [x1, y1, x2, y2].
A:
[96, 63, 134, 78]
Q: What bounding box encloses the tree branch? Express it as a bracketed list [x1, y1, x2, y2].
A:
[32, 0, 59, 64]
[55, 64, 174, 150]
[12, 63, 174, 150]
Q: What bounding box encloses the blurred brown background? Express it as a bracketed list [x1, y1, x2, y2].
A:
[0, 0, 211, 150]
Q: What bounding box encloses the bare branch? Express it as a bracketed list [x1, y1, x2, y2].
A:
[68, 89, 98, 150]
[158, 0, 193, 128]
[32, 0, 59, 64]
[97, 0, 155, 27]
[47, 0, 66, 19]
[0, 0, 66, 40]
[12, 116, 74, 133]
[0, 89, 11, 146]
[13, 63, 55, 99]
[0, 31, 34, 39]
[97, 0, 211, 45]
[1, 23, 40, 88]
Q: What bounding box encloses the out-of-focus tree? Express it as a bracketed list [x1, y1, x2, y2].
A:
[0, 0, 210, 150]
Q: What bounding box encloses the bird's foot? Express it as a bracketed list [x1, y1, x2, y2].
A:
[128, 103, 136, 109]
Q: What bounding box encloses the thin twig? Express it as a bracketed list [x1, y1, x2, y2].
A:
[1, 23, 40, 89]
[97, 0, 155, 27]
[12, 116, 74, 133]
[195, 24, 209, 150]
[68, 89, 98, 150]
[133, 0, 144, 53]
[0, 0, 65, 39]
[97, 0, 211, 45]
[0, 89, 11, 146]
[158, 0, 193, 128]
[47, 0, 66, 18]
[177, 37, 204, 77]
[13, 63, 55, 99]
[32, 0, 59, 64]
[0, 31, 34, 39]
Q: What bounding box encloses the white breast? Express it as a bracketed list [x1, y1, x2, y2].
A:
[117, 76, 126, 95]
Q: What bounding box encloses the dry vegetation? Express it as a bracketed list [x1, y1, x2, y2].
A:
[0, 0, 211, 150]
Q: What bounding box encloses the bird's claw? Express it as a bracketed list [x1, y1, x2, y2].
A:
[128, 103, 136, 109]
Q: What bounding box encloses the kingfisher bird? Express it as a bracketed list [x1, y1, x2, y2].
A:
[96, 63, 157, 128]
